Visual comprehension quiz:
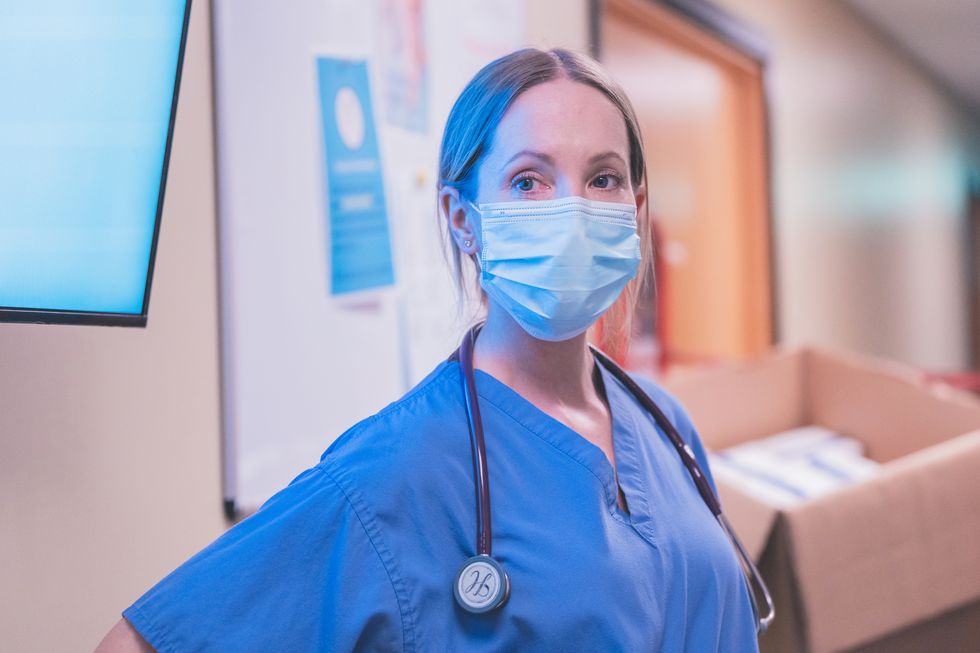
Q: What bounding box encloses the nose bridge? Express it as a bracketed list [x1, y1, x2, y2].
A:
[550, 199, 590, 252]
[574, 205, 589, 239]
[553, 165, 589, 198]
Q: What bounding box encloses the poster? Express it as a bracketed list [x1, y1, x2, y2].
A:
[379, 0, 428, 132]
[316, 56, 395, 296]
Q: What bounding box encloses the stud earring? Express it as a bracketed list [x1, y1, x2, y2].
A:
[463, 239, 472, 248]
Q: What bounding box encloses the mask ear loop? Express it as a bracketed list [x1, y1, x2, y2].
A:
[459, 199, 484, 272]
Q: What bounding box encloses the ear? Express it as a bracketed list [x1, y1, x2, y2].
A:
[632, 183, 648, 217]
[438, 185, 480, 255]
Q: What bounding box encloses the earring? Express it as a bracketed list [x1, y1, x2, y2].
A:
[463, 239, 472, 248]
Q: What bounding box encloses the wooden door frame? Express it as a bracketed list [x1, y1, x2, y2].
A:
[967, 177, 980, 369]
[588, 0, 780, 347]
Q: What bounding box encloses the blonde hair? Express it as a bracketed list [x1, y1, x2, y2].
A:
[437, 47, 654, 360]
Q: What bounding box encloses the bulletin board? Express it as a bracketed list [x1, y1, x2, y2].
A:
[211, 0, 524, 515]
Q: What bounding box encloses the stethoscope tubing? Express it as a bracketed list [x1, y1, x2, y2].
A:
[451, 323, 774, 633]
[589, 345, 722, 516]
[458, 325, 493, 557]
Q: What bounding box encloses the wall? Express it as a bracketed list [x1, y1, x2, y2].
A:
[711, 0, 980, 369]
[0, 1, 227, 650]
[526, 0, 590, 51]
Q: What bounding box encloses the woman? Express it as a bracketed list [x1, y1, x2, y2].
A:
[98, 47, 762, 652]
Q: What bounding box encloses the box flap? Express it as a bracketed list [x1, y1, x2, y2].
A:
[784, 429, 980, 653]
[662, 346, 807, 450]
[806, 347, 980, 461]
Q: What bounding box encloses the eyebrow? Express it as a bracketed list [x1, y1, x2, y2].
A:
[499, 149, 628, 172]
[587, 151, 628, 167]
[500, 149, 555, 171]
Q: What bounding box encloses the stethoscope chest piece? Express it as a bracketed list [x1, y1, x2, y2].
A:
[454, 554, 511, 613]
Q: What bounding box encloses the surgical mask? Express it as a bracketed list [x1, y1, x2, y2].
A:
[469, 196, 641, 341]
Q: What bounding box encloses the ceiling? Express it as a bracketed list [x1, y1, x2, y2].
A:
[843, 0, 980, 115]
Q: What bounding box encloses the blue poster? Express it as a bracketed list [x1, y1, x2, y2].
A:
[316, 57, 395, 295]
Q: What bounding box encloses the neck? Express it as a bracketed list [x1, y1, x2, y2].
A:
[472, 305, 597, 406]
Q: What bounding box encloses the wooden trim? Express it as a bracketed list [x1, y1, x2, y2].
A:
[761, 65, 780, 345]
[604, 0, 760, 75]
[656, 0, 769, 62]
[968, 181, 980, 369]
[589, 0, 602, 58]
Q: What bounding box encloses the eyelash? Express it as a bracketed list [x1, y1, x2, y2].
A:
[512, 173, 542, 193]
[592, 170, 623, 190]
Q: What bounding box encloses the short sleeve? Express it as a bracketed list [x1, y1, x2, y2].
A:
[631, 374, 721, 499]
[123, 466, 405, 652]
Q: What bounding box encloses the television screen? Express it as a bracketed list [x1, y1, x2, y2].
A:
[0, 0, 191, 326]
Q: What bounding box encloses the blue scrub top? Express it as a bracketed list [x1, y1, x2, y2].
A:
[124, 357, 760, 652]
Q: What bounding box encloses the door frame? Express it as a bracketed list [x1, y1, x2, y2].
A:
[967, 176, 980, 369]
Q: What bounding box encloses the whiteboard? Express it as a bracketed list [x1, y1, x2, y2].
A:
[212, 0, 524, 515]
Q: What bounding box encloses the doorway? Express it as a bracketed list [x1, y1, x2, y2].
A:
[595, 0, 776, 371]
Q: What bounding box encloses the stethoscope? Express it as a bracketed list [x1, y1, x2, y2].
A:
[448, 323, 775, 634]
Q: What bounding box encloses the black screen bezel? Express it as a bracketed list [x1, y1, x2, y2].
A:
[0, 1, 194, 328]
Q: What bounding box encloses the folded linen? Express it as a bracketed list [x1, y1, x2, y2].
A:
[708, 425, 880, 507]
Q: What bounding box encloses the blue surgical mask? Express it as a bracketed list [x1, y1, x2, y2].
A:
[468, 195, 641, 341]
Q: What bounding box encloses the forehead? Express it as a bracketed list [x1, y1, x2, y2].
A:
[487, 78, 630, 164]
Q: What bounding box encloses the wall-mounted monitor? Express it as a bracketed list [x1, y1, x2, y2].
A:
[0, 0, 192, 327]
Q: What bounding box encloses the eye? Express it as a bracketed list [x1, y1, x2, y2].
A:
[592, 171, 623, 190]
[515, 176, 535, 192]
[511, 172, 545, 194]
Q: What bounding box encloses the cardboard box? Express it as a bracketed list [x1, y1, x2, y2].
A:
[661, 346, 980, 653]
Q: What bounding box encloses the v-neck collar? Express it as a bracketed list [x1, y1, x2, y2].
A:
[468, 356, 653, 535]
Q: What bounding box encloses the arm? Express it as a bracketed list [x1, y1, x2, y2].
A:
[93, 618, 154, 653]
[114, 465, 406, 652]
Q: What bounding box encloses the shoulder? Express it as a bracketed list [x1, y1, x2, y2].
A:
[624, 368, 721, 495]
[316, 359, 465, 474]
[624, 370, 700, 442]
[121, 362, 470, 652]
[124, 463, 409, 652]
[312, 359, 470, 519]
